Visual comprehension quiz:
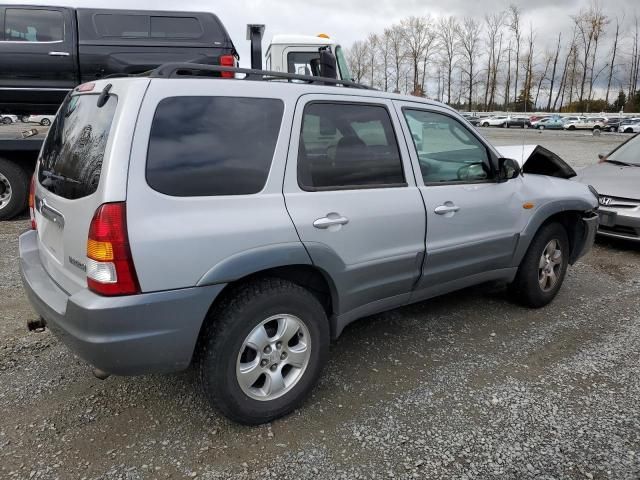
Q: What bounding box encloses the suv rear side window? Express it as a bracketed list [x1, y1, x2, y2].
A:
[298, 102, 405, 190]
[38, 94, 118, 199]
[5, 9, 64, 42]
[146, 97, 284, 196]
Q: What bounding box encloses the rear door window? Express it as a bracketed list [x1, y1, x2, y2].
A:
[297, 102, 405, 190]
[5, 8, 64, 42]
[38, 94, 118, 199]
[146, 97, 284, 196]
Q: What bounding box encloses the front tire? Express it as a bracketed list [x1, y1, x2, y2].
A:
[198, 278, 330, 424]
[509, 222, 569, 308]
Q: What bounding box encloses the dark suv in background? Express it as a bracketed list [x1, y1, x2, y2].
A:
[0, 5, 237, 115]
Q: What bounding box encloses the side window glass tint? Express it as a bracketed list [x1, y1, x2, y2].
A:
[95, 14, 149, 38]
[298, 103, 405, 190]
[5, 9, 64, 42]
[147, 97, 284, 196]
[403, 109, 492, 184]
[150, 16, 202, 39]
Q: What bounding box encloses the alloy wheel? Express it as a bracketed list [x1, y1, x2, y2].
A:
[0, 173, 12, 211]
[236, 314, 311, 401]
[538, 239, 563, 292]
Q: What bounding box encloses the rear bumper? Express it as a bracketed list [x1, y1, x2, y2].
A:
[19, 230, 225, 375]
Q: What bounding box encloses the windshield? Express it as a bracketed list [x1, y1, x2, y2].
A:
[608, 135, 640, 166]
[335, 46, 352, 81]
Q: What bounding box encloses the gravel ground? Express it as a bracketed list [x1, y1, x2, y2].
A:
[1, 130, 639, 479]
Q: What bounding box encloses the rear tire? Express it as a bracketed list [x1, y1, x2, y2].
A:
[0, 158, 29, 221]
[509, 222, 569, 308]
[198, 278, 330, 425]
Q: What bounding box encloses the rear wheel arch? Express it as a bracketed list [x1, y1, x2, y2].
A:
[194, 264, 339, 364]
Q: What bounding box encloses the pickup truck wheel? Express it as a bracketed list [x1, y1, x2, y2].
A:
[509, 222, 569, 308]
[198, 278, 329, 424]
[0, 158, 29, 220]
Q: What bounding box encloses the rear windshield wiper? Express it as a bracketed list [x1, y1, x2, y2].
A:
[41, 170, 81, 184]
[604, 159, 636, 167]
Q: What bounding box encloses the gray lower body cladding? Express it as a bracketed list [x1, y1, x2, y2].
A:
[19, 230, 224, 375]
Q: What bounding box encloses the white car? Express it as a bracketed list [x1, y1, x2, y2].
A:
[480, 116, 509, 127]
[563, 116, 607, 131]
[27, 115, 55, 126]
[1, 114, 18, 125]
[618, 121, 640, 134]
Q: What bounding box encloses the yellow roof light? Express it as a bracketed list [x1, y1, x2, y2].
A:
[317, 33, 330, 39]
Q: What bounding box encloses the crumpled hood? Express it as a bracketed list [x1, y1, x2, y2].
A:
[575, 162, 640, 200]
[497, 145, 577, 179]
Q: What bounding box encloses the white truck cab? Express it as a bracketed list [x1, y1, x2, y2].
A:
[265, 34, 352, 81]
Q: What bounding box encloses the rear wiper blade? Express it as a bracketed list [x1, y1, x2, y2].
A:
[604, 159, 635, 167]
[41, 170, 81, 184]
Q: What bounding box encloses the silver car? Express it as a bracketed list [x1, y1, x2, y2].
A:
[19, 64, 599, 424]
[575, 134, 640, 241]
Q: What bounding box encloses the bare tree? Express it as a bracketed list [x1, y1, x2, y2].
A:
[503, 41, 512, 107]
[437, 16, 459, 104]
[346, 40, 369, 84]
[366, 33, 379, 88]
[534, 52, 552, 108]
[483, 12, 506, 110]
[547, 33, 562, 111]
[379, 29, 393, 91]
[604, 17, 620, 106]
[401, 16, 436, 95]
[457, 17, 482, 109]
[573, 2, 608, 104]
[508, 5, 522, 105]
[387, 25, 405, 93]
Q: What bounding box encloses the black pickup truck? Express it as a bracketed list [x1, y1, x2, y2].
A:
[0, 6, 237, 115]
[0, 5, 237, 220]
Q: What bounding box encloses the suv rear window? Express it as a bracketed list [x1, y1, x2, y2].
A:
[38, 94, 117, 199]
[146, 97, 284, 196]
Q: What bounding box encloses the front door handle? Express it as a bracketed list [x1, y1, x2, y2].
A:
[49, 51, 70, 57]
[434, 204, 460, 215]
[313, 214, 349, 229]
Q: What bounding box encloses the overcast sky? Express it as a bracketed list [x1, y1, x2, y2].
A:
[6, 0, 638, 64]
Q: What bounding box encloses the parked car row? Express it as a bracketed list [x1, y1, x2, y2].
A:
[0, 113, 57, 126]
[465, 113, 640, 133]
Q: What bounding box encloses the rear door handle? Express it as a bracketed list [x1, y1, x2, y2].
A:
[434, 204, 460, 215]
[48, 51, 70, 57]
[313, 215, 349, 229]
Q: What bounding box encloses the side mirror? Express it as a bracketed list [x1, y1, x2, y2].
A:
[498, 157, 521, 182]
[318, 47, 338, 80]
[597, 153, 607, 163]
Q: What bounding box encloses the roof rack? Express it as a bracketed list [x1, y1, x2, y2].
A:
[148, 63, 372, 90]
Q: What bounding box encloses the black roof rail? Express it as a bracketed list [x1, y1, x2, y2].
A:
[148, 63, 372, 90]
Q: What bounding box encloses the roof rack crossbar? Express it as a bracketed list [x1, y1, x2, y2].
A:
[149, 63, 371, 89]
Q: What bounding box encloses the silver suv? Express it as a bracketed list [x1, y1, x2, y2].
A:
[19, 65, 599, 424]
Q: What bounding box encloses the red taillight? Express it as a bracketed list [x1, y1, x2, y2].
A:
[219, 54, 236, 78]
[86, 202, 139, 296]
[29, 174, 36, 230]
